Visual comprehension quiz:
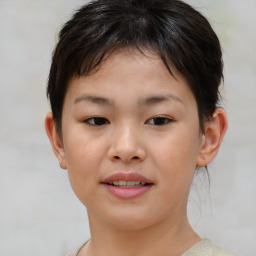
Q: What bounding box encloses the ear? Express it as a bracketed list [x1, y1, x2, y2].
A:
[45, 112, 67, 169]
[197, 108, 228, 167]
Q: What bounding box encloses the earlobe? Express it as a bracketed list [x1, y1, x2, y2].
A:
[197, 108, 228, 167]
[45, 112, 67, 169]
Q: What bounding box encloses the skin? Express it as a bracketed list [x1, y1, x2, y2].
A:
[45, 48, 228, 256]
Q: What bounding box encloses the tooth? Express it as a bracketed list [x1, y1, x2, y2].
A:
[127, 181, 136, 186]
[113, 181, 119, 186]
[111, 180, 147, 187]
[119, 180, 126, 186]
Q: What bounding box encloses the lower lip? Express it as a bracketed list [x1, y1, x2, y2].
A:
[102, 184, 153, 199]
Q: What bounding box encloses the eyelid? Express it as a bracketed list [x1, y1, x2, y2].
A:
[146, 115, 174, 126]
[83, 116, 110, 126]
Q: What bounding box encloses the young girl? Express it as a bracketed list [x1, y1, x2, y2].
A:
[45, 0, 237, 255]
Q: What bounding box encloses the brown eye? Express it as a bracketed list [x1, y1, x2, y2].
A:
[84, 117, 109, 126]
[146, 116, 172, 126]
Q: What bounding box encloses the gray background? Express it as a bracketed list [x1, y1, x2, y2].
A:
[0, 0, 255, 255]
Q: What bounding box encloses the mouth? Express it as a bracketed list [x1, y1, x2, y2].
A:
[101, 172, 154, 199]
[104, 180, 151, 188]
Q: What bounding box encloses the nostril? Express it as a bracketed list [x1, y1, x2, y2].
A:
[112, 155, 140, 161]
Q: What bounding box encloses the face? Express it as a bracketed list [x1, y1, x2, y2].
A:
[56, 49, 204, 230]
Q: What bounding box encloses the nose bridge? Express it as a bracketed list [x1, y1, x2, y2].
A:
[108, 120, 145, 162]
[118, 122, 137, 147]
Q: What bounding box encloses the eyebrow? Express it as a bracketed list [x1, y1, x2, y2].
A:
[74, 95, 113, 105]
[138, 94, 184, 106]
[74, 94, 184, 106]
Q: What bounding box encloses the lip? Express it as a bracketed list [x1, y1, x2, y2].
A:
[102, 172, 153, 183]
[101, 172, 154, 199]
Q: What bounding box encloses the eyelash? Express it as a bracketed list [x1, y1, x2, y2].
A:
[83, 116, 173, 126]
[83, 117, 110, 126]
[146, 116, 173, 126]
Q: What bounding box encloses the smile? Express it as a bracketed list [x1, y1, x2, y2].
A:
[102, 172, 153, 199]
[107, 180, 147, 188]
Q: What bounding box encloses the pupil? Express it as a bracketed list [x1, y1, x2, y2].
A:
[154, 117, 165, 125]
[94, 117, 107, 125]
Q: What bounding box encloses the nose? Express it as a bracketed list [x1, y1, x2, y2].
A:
[108, 124, 146, 163]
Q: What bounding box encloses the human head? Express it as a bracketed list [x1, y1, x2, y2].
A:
[47, 0, 223, 135]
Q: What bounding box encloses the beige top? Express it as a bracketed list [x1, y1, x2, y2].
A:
[181, 239, 237, 256]
[69, 239, 238, 256]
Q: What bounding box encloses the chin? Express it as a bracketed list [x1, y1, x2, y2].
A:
[111, 218, 154, 231]
[99, 207, 162, 231]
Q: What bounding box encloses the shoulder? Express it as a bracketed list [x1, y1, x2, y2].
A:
[67, 248, 81, 256]
[68, 239, 238, 256]
[67, 249, 80, 256]
[182, 239, 239, 256]
[67, 242, 86, 256]
[67, 253, 77, 256]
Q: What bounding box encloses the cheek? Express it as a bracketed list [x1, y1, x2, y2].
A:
[66, 151, 98, 206]
[63, 126, 104, 170]
[63, 133, 105, 202]
[149, 128, 200, 182]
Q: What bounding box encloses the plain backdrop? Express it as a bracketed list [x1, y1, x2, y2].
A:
[0, 0, 255, 255]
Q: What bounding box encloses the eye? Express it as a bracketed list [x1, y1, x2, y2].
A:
[146, 116, 173, 126]
[84, 117, 109, 126]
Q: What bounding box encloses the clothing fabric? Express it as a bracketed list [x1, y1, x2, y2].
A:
[68, 238, 238, 256]
[68, 243, 85, 256]
[181, 239, 237, 256]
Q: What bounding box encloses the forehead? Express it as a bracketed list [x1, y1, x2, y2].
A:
[83, 48, 169, 81]
[64, 48, 195, 106]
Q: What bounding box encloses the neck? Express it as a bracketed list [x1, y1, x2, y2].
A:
[79, 211, 200, 256]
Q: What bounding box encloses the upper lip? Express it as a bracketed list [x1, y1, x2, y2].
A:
[102, 172, 153, 184]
